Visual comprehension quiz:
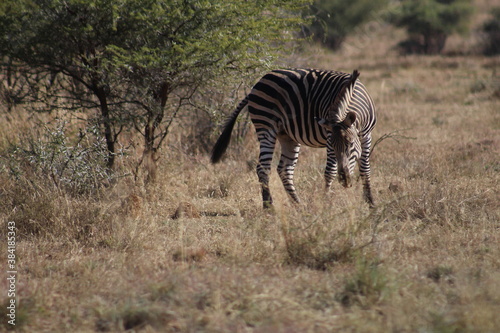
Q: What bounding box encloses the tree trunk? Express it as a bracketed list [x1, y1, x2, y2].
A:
[424, 32, 447, 54]
[95, 87, 115, 169]
[141, 82, 170, 183]
[143, 114, 157, 183]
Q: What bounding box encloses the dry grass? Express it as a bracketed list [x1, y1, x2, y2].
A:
[1, 13, 500, 333]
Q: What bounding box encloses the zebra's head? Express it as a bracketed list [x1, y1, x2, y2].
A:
[317, 112, 361, 188]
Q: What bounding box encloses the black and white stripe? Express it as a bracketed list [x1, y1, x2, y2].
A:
[211, 68, 377, 208]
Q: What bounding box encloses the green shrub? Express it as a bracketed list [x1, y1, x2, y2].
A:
[392, 0, 473, 54]
[304, 0, 389, 50]
[482, 7, 500, 55]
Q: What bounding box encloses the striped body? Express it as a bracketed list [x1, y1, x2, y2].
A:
[211, 68, 377, 208]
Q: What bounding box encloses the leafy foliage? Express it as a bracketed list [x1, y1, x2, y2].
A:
[392, 0, 474, 54]
[0, 0, 307, 170]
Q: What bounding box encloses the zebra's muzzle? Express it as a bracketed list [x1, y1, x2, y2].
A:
[338, 171, 352, 188]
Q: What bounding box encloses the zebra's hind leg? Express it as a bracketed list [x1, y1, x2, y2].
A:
[256, 131, 278, 209]
[277, 135, 301, 204]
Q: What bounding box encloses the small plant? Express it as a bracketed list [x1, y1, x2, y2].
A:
[282, 210, 375, 270]
[336, 258, 390, 308]
[283, 232, 355, 270]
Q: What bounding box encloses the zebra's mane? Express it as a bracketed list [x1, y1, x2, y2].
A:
[328, 69, 360, 123]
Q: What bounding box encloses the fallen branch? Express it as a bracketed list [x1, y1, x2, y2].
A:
[370, 128, 416, 157]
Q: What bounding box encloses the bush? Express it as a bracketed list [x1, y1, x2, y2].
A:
[393, 0, 473, 54]
[303, 0, 389, 50]
[0, 120, 119, 238]
[482, 7, 500, 55]
[3, 121, 117, 196]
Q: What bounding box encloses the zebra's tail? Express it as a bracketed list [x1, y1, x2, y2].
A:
[210, 96, 249, 164]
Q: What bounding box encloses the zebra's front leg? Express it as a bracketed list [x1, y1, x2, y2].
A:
[360, 135, 375, 207]
[277, 135, 301, 204]
[324, 147, 337, 191]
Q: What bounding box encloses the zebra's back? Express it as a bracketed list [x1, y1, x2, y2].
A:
[247, 68, 376, 147]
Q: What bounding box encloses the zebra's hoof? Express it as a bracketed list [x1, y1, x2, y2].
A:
[263, 201, 273, 209]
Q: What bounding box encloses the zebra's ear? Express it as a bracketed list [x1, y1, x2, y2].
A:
[343, 112, 357, 127]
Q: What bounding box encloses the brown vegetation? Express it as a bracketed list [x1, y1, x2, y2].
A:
[1, 8, 499, 332]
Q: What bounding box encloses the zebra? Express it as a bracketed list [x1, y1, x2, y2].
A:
[211, 68, 377, 208]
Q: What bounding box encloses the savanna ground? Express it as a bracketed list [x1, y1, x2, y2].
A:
[1, 7, 500, 333]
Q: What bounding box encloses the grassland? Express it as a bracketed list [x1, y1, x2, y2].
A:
[1, 14, 500, 333]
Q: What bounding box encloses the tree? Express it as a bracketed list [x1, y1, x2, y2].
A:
[392, 0, 473, 54]
[482, 7, 500, 55]
[0, 0, 306, 172]
[303, 0, 388, 50]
